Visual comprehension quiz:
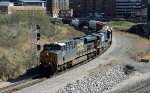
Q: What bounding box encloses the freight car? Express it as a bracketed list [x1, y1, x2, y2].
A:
[39, 26, 112, 76]
[70, 19, 105, 31]
[50, 17, 105, 31]
[88, 20, 105, 31]
[49, 17, 72, 25]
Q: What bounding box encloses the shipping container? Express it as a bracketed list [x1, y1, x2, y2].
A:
[88, 20, 104, 31]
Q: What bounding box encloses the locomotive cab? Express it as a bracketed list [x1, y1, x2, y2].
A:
[40, 43, 66, 75]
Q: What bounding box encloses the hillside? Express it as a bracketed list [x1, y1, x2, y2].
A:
[0, 12, 85, 81]
[108, 21, 150, 62]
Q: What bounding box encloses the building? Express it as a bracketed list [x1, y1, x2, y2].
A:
[116, 0, 142, 18]
[0, 2, 14, 7]
[0, 2, 46, 14]
[141, 0, 148, 9]
[148, 0, 150, 21]
[17, 0, 46, 7]
[131, 8, 147, 20]
[9, 0, 46, 7]
[59, 9, 73, 18]
[0, 2, 14, 14]
[69, 0, 116, 18]
[46, 0, 70, 18]
[101, 0, 116, 18]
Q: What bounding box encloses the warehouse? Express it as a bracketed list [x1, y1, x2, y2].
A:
[0, 2, 46, 14]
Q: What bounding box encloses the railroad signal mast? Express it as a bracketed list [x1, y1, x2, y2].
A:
[36, 25, 41, 66]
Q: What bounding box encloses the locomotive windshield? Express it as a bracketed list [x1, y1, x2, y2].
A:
[43, 44, 61, 51]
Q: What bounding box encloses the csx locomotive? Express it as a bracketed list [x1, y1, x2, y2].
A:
[40, 26, 112, 75]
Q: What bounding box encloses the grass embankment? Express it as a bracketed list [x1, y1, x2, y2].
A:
[0, 12, 85, 81]
[108, 21, 137, 31]
[108, 21, 150, 62]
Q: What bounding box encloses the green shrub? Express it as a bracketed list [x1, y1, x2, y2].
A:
[0, 16, 13, 25]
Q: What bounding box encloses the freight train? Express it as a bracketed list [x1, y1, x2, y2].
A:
[50, 18, 105, 31]
[39, 25, 112, 76]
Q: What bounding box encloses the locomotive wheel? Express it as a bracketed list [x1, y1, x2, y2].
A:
[63, 66, 66, 71]
[66, 61, 72, 69]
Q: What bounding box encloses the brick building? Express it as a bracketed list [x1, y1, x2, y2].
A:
[46, 0, 71, 18]
[69, 0, 116, 18]
[59, 9, 73, 18]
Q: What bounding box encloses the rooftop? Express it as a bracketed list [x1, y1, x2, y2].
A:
[0, 2, 14, 6]
[19, 0, 45, 3]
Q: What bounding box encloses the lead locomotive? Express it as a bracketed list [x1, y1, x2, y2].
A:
[39, 25, 112, 76]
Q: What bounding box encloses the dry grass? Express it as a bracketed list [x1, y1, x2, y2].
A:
[115, 31, 150, 61]
[128, 35, 150, 61]
[138, 52, 150, 61]
[0, 47, 6, 57]
[0, 14, 85, 81]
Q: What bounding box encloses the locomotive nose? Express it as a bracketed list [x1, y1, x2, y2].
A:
[40, 51, 57, 76]
[40, 51, 52, 65]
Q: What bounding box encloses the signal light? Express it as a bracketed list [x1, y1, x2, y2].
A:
[37, 44, 41, 50]
[37, 33, 40, 40]
[36, 25, 40, 30]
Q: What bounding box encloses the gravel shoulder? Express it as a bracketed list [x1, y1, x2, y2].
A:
[0, 82, 11, 89]
[13, 31, 150, 93]
[103, 72, 150, 93]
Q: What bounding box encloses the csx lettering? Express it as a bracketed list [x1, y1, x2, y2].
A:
[77, 43, 84, 51]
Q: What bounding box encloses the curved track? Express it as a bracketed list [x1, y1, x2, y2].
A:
[128, 80, 150, 93]
[0, 44, 111, 93]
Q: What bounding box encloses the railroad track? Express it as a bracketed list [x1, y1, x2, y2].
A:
[127, 79, 150, 93]
[0, 77, 46, 93]
[0, 44, 111, 93]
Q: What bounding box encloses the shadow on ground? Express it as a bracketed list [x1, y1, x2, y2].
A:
[7, 67, 40, 83]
